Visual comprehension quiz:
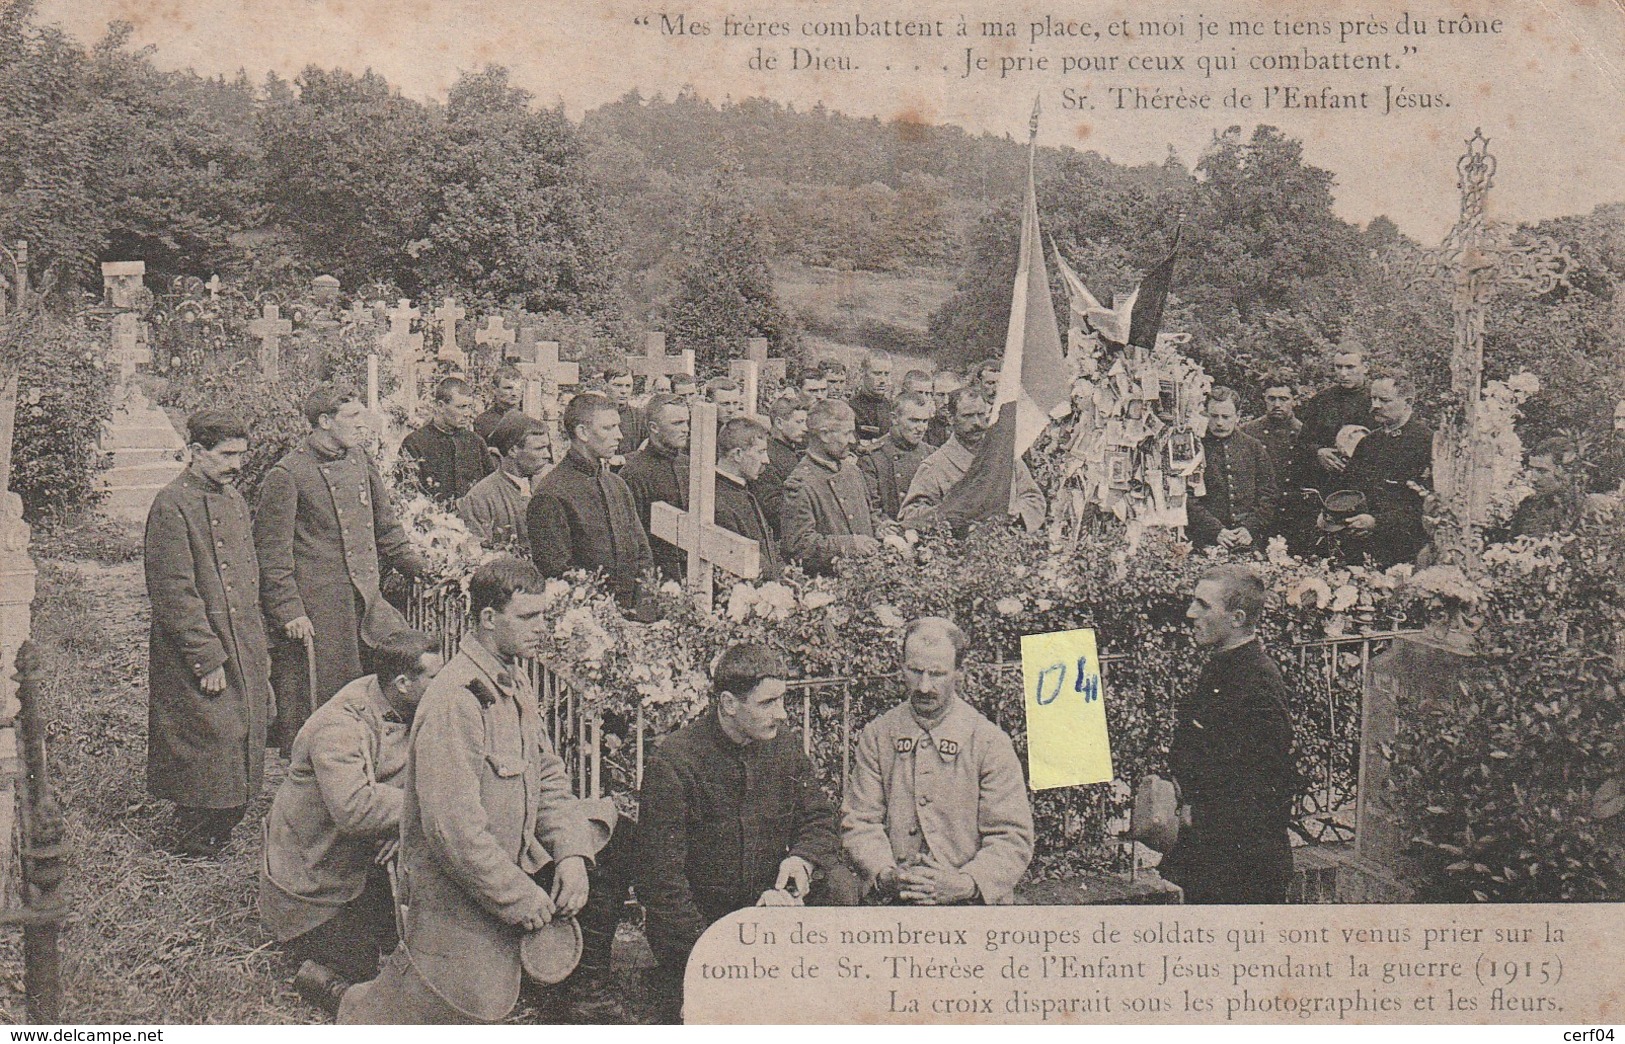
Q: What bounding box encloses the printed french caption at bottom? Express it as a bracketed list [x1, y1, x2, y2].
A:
[684, 904, 1621, 1024]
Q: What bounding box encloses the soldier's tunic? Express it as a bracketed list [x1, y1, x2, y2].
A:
[259, 674, 408, 982]
[1297, 384, 1371, 494]
[527, 444, 654, 609]
[848, 388, 892, 443]
[860, 432, 931, 521]
[1342, 414, 1433, 568]
[780, 450, 878, 576]
[401, 424, 492, 503]
[900, 435, 1046, 531]
[457, 469, 532, 553]
[338, 635, 609, 1024]
[145, 468, 273, 811]
[254, 438, 424, 749]
[619, 441, 690, 582]
[1161, 638, 1296, 905]
[714, 471, 783, 580]
[750, 435, 802, 537]
[841, 699, 1034, 904]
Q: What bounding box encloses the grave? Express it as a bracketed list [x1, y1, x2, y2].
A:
[624, 331, 694, 386]
[649, 401, 761, 610]
[385, 299, 424, 415]
[100, 260, 146, 310]
[248, 303, 292, 381]
[434, 297, 467, 368]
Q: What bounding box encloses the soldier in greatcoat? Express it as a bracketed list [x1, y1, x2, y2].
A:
[841, 617, 1034, 905]
[780, 399, 882, 575]
[1162, 565, 1298, 904]
[859, 392, 934, 521]
[145, 409, 273, 856]
[254, 385, 425, 751]
[337, 557, 627, 1024]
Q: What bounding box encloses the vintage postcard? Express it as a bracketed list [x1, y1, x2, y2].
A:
[0, 0, 1619, 1029]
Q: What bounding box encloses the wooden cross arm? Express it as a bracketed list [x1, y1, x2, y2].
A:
[650, 501, 762, 579]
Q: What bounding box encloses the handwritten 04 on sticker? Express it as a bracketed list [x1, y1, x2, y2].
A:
[1020, 627, 1113, 790]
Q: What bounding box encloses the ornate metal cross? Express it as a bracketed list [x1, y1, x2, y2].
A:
[1385, 129, 1573, 571]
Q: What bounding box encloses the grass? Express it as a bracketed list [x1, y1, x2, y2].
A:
[775, 261, 956, 369]
[0, 521, 662, 1025]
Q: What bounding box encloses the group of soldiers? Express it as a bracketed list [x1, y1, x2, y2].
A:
[143, 340, 1619, 1024]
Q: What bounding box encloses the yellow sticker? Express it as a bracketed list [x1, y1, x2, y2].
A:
[1020, 627, 1113, 790]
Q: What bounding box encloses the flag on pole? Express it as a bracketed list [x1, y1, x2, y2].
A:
[939, 98, 1069, 528]
[1127, 228, 1180, 350]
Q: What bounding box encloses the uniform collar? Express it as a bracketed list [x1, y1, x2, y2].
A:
[899, 698, 973, 761]
[365, 675, 410, 725]
[806, 447, 844, 473]
[459, 633, 520, 697]
[181, 466, 227, 495]
[938, 436, 973, 469]
[717, 469, 747, 489]
[562, 445, 603, 477]
[304, 436, 350, 464]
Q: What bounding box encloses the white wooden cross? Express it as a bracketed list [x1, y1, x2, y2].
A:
[650, 401, 762, 610]
[625, 331, 695, 385]
[516, 338, 579, 425]
[746, 336, 787, 384]
[434, 296, 467, 368]
[205, 274, 221, 300]
[386, 299, 423, 412]
[475, 315, 515, 361]
[726, 358, 765, 423]
[248, 303, 293, 381]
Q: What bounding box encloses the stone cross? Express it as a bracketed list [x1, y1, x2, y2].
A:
[625, 331, 695, 384]
[727, 358, 764, 422]
[205, 274, 222, 300]
[746, 336, 787, 384]
[434, 296, 467, 368]
[248, 303, 293, 381]
[650, 401, 762, 610]
[101, 260, 146, 310]
[1385, 129, 1574, 575]
[475, 315, 515, 361]
[311, 274, 341, 303]
[516, 338, 579, 425]
[386, 299, 424, 412]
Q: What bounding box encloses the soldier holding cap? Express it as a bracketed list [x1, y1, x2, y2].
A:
[841, 617, 1034, 905]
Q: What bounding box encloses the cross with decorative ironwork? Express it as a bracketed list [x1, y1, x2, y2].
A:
[1384, 129, 1573, 573]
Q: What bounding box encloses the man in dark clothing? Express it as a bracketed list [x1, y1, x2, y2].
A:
[714, 418, 783, 581]
[619, 394, 690, 582]
[472, 367, 523, 444]
[1297, 349, 1373, 495]
[781, 400, 882, 575]
[860, 392, 934, 521]
[1241, 376, 1309, 546]
[527, 392, 655, 611]
[1162, 565, 1297, 905]
[1189, 387, 1278, 550]
[751, 394, 808, 536]
[635, 643, 854, 1020]
[1497, 436, 1588, 540]
[401, 377, 492, 502]
[256, 387, 424, 751]
[146, 409, 272, 856]
[1340, 375, 1433, 568]
[604, 365, 647, 456]
[848, 350, 894, 444]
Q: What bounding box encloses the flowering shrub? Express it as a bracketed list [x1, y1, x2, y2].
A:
[1390, 506, 1625, 901]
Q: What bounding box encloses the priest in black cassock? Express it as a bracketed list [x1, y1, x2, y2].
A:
[714, 417, 783, 581]
[1339, 375, 1432, 568]
[619, 394, 690, 582]
[1162, 565, 1298, 905]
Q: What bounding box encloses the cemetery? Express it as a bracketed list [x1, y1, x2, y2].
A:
[0, 1, 1617, 1024]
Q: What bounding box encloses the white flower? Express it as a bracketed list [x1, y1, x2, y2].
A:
[873, 603, 906, 629]
[659, 580, 684, 598]
[1329, 584, 1359, 612]
[1035, 598, 1054, 613]
[995, 596, 1025, 616]
[1289, 576, 1332, 609]
[726, 584, 756, 623]
[1265, 535, 1292, 565]
[802, 589, 836, 610]
[757, 582, 797, 619]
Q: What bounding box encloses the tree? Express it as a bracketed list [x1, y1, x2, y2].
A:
[256, 66, 440, 289]
[416, 66, 619, 315]
[664, 172, 798, 373]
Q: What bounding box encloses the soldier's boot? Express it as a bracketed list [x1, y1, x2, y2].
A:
[293, 960, 352, 1018]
